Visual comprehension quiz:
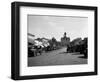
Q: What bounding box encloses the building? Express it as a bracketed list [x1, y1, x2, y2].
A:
[61, 32, 70, 46]
[28, 33, 35, 44]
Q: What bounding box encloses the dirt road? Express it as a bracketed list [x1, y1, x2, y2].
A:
[28, 47, 87, 66]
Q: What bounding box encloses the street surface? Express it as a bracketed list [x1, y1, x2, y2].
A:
[28, 47, 87, 66]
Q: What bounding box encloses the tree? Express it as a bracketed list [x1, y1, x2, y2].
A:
[52, 37, 57, 43]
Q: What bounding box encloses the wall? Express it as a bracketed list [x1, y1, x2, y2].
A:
[0, 0, 99, 82]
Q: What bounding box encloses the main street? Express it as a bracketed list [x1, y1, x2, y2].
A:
[28, 47, 87, 66]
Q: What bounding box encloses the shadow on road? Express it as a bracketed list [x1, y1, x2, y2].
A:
[57, 52, 68, 55]
[78, 56, 87, 59]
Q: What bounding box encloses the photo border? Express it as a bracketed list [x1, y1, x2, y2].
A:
[11, 1, 98, 80]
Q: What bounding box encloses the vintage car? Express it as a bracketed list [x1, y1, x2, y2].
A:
[28, 40, 43, 57]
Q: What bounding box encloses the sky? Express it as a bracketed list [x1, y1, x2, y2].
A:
[28, 15, 88, 41]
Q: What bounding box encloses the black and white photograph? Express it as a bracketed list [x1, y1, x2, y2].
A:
[11, 2, 97, 80]
[28, 15, 88, 67]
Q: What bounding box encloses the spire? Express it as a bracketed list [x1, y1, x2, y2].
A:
[64, 32, 67, 37]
